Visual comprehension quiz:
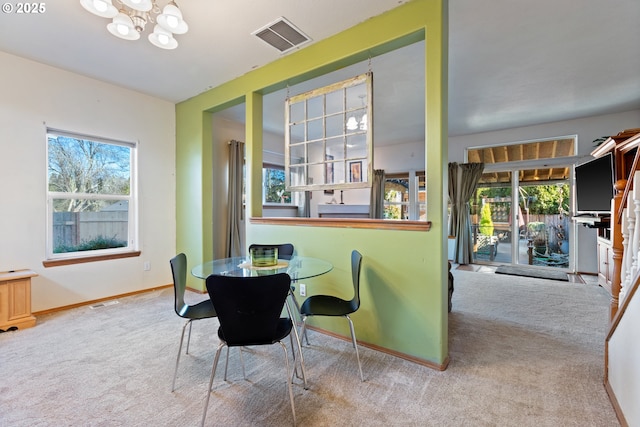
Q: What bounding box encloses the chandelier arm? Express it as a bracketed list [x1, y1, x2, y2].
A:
[150, 0, 161, 15]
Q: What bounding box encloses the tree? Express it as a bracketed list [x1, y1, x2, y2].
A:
[48, 136, 130, 212]
[476, 183, 570, 216]
[478, 201, 494, 236]
[264, 168, 290, 203]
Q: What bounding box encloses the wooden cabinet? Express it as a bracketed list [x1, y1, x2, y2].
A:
[597, 237, 613, 295]
[0, 270, 37, 331]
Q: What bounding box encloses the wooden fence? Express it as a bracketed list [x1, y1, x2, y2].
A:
[53, 211, 128, 248]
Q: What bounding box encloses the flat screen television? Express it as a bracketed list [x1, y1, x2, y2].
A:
[575, 153, 614, 214]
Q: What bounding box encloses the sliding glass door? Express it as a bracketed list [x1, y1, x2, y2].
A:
[472, 180, 513, 264]
[472, 167, 571, 271]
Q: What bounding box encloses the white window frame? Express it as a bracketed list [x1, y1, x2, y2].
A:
[45, 128, 138, 260]
[285, 72, 373, 191]
[384, 171, 426, 220]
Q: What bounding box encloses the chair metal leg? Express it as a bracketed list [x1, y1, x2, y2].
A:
[278, 341, 296, 426]
[186, 320, 194, 354]
[289, 289, 308, 343]
[345, 315, 364, 382]
[202, 342, 295, 427]
[171, 319, 192, 391]
[223, 345, 230, 380]
[202, 342, 225, 427]
[286, 301, 308, 389]
[300, 315, 310, 346]
[223, 346, 243, 381]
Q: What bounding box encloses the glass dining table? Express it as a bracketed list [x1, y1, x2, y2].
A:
[192, 255, 331, 390]
[191, 255, 333, 280]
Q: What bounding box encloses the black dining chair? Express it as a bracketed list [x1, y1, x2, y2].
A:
[202, 272, 302, 426]
[300, 249, 364, 381]
[169, 253, 217, 392]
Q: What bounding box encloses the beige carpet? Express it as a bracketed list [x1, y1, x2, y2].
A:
[0, 269, 619, 426]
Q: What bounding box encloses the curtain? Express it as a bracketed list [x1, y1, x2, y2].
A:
[448, 162, 484, 264]
[226, 140, 244, 257]
[302, 191, 311, 218]
[369, 169, 386, 219]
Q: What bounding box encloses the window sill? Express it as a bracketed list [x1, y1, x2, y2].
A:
[250, 217, 431, 231]
[43, 251, 141, 268]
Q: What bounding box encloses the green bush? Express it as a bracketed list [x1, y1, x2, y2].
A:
[54, 235, 127, 254]
[478, 202, 494, 236]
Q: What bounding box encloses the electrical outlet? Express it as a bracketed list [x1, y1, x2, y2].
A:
[299, 283, 306, 297]
[143, 262, 151, 271]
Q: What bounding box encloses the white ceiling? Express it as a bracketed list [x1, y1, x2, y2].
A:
[1, 0, 638, 137]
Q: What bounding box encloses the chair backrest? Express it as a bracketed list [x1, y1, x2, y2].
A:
[170, 253, 188, 315]
[350, 250, 363, 312]
[248, 243, 295, 260]
[205, 273, 292, 346]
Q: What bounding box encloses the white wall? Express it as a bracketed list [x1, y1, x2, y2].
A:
[0, 52, 176, 311]
[448, 110, 640, 273]
[608, 288, 640, 427]
[448, 110, 640, 161]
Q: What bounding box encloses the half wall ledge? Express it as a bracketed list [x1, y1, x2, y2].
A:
[250, 217, 431, 231]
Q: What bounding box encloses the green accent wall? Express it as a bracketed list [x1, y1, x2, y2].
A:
[176, 0, 449, 366]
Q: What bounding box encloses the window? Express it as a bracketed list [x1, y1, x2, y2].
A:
[285, 72, 373, 191]
[263, 165, 291, 204]
[46, 129, 137, 259]
[384, 172, 425, 220]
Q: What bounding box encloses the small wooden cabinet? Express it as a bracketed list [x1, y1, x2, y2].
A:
[0, 269, 37, 331]
[597, 237, 614, 295]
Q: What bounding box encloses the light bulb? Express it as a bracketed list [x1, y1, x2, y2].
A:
[157, 2, 188, 34]
[359, 114, 368, 130]
[117, 23, 129, 35]
[107, 11, 139, 40]
[148, 24, 178, 49]
[158, 33, 169, 45]
[93, 0, 107, 12]
[166, 15, 179, 29]
[81, 0, 117, 18]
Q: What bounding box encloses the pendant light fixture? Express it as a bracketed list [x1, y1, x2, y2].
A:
[346, 94, 368, 132]
[81, 0, 188, 50]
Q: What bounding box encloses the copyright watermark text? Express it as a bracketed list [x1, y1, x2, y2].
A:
[2, 2, 47, 13]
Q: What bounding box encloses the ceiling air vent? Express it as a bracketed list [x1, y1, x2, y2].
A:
[252, 17, 311, 53]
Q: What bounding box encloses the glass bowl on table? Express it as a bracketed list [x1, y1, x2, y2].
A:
[250, 247, 278, 267]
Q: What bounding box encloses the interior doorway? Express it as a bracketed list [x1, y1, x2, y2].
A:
[471, 167, 572, 271]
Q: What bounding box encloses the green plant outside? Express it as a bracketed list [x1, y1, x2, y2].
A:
[477, 184, 569, 215]
[478, 202, 494, 236]
[54, 235, 127, 254]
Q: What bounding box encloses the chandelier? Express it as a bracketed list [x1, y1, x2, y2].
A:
[80, 0, 188, 50]
[346, 95, 368, 131]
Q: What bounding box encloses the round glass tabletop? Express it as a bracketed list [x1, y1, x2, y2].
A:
[191, 256, 333, 280]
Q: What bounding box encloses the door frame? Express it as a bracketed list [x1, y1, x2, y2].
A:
[479, 158, 579, 272]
